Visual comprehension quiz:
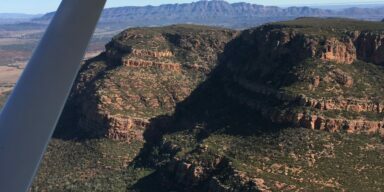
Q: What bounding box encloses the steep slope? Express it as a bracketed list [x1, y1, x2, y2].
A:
[55, 25, 237, 141]
[34, 19, 384, 191]
[220, 18, 384, 134]
[133, 18, 384, 191]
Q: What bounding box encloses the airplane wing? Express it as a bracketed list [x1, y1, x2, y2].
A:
[0, 0, 106, 191]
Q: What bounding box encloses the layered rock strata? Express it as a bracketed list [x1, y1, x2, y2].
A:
[57, 25, 237, 141]
[221, 18, 384, 135]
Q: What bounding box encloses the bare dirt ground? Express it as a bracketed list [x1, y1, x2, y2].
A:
[0, 28, 41, 66]
[0, 50, 30, 66]
[0, 66, 21, 97]
[0, 25, 118, 101]
[0, 66, 21, 83]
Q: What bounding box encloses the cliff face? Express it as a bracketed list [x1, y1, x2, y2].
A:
[56, 25, 237, 141]
[314, 31, 384, 65]
[355, 32, 384, 65]
[56, 19, 384, 141]
[147, 19, 384, 191]
[220, 18, 384, 135]
[48, 19, 384, 191]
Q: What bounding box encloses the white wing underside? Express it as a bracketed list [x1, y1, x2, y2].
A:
[0, 0, 106, 191]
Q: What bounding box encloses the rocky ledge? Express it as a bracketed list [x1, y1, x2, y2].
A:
[56, 19, 384, 141]
[49, 18, 384, 192]
[220, 18, 384, 135]
[56, 25, 237, 141]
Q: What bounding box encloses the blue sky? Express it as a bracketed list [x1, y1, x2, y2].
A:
[0, 0, 383, 14]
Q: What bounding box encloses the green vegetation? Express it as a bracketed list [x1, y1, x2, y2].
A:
[32, 139, 153, 191]
[0, 91, 10, 108]
[323, 110, 384, 121]
[113, 24, 233, 51]
[160, 127, 384, 191]
[63, 25, 236, 133]
[103, 66, 199, 118]
[273, 17, 384, 37]
[30, 20, 384, 191]
[283, 59, 384, 101]
[278, 58, 384, 120]
[33, 125, 384, 191]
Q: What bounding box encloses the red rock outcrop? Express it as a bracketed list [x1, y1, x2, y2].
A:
[240, 26, 384, 66]
[321, 37, 356, 64]
[327, 68, 354, 87]
[312, 30, 384, 65]
[225, 77, 384, 135]
[161, 156, 263, 191]
[355, 32, 384, 65]
[271, 112, 384, 134]
[105, 115, 149, 141]
[131, 49, 173, 58]
[220, 23, 384, 135]
[122, 59, 181, 71]
[233, 77, 383, 113]
[301, 97, 384, 113]
[58, 25, 237, 142]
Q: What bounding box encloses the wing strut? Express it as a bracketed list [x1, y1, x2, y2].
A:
[0, 0, 106, 191]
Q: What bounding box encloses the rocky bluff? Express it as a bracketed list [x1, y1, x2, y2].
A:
[56, 18, 384, 141]
[148, 18, 384, 191]
[55, 25, 237, 141]
[220, 18, 384, 135]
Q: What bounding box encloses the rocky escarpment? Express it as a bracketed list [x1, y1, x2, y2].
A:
[56, 25, 237, 141]
[224, 76, 384, 132]
[158, 154, 268, 191]
[220, 18, 384, 135]
[49, 19, 384, 191]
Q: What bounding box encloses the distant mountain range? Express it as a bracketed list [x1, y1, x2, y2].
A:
[33, 0, 384, 28]
[0, 13, 41, 19]
[0, 13, 42, 24]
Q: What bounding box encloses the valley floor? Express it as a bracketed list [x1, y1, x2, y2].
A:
[32, 127, 384, 191]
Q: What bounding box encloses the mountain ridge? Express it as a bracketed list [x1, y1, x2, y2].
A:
[31, 18, 384, 191]
[34, 0, 384, 29]
[0, 13, 41, 19]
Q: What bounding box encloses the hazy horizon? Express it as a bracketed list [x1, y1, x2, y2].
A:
[0, 0, 384, 14]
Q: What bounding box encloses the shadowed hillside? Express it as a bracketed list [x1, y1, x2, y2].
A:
[32, 19, 384, 191]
